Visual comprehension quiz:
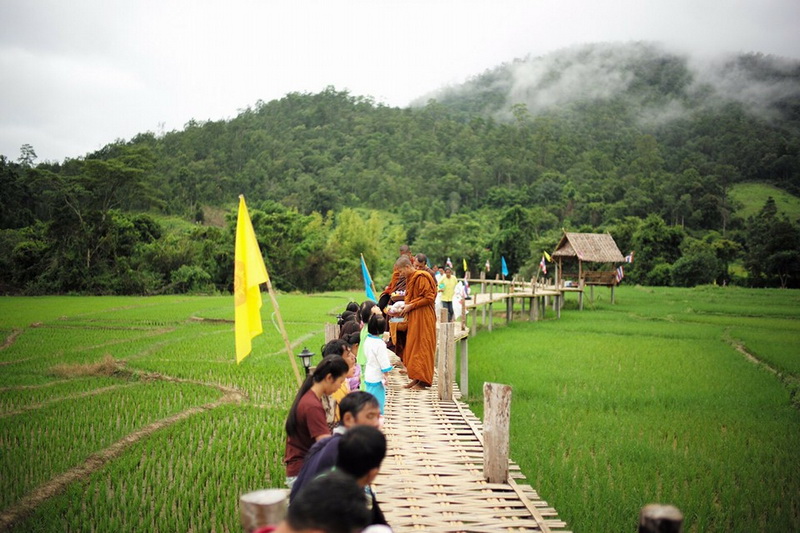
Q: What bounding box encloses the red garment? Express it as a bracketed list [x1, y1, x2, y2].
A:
[284, 389, 330, 477]
[404, 269, 437, 386]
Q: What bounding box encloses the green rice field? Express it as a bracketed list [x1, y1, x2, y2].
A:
[467, 285, 800, 532]
[1, 286, 799, 532]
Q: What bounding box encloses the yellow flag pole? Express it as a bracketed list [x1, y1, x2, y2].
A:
[265, 275, 303, 387]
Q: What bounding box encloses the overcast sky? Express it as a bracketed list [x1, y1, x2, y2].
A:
[1, 0, 799, 163]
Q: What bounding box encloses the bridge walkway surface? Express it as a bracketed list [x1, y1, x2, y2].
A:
[373, 361, 571, 533]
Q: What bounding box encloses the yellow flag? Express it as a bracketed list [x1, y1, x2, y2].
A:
[463, 258, 468, 272]
[543, 250, 553, 262]
[234, 196, 269, 364]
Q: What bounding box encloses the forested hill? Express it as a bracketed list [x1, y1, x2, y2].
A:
[2, 42, 800, 294]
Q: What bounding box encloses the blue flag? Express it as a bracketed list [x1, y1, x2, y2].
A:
[360, 254, 377, 302]
[501, 256, 509, 277]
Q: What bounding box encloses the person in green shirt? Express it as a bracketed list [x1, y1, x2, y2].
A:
[438, 267, 458, 322]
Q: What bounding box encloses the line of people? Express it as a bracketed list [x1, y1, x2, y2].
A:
[272, 246, 455, 532]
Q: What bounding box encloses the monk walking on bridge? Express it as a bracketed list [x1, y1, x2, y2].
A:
[397, 255, 436, 390]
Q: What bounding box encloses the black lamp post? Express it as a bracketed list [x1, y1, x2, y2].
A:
[297, 347, 315, 376]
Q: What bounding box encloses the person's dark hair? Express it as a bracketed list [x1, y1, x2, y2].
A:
[285, 356, 349, 438]
[359, 301, 376, 324]
[321, 338, 349, 357]
[344, 331, 361, 347]
[337, 310, 356, 327]
[367, 314, 386, 336]
[336, 425, 387, 479]
[287, 470, 370, 533]
[345, 301, 359, 313]
[415, 253, 428, 265]
[338, 391, 379, 421]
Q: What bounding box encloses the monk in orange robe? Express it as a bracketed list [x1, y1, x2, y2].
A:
[380, 246, 414, 361]
[397, 256, 437, 389]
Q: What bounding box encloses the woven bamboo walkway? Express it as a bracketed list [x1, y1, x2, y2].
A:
[373, 360, 571, 532]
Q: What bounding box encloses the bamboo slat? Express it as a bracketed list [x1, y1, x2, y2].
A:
[375, 360, 571, 532]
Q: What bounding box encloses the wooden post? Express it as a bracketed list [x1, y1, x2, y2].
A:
[483, 382, 511, 483]
[439, 308, 448, 324]
[484, 279, 492, 326]
[324, 322, 339, 343]
[240, 489, 287, 532]
[556, 258, 561, 288]
[437, 321, 455, 401]
[461, 284, 467, 326]
[611, 284, 616, 304]
[488, 302, 494, 332]
[471, 298, 477, 337]
[556, 294, 561, 319]
[638, 504, 683, 533]
[459, 336, 469, 399]
[506, 296, 512, 325]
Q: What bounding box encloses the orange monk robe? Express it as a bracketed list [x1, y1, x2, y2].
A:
[404, 269, 437, 386]
[381, 268, 401, 299]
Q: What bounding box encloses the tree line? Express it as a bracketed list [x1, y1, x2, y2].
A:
[1, 46, 799, 294]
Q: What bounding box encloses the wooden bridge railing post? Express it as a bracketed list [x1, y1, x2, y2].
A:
[459, 335, 468, 399]
[437, 321, 455, 401]
[638, 504, 683, 533]
[240, 489, 287, 532]
[486, 277, 495, 327]
[483, 382, 511, 483]
[471, 297, 477, 337]
[461, 272, 469, 326]
[324, 322, 339, 343]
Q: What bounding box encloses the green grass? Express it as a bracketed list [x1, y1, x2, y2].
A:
[0, 291, 361, 532]
[729, 182, 800, 222]
[11, 404, 285, 533]
[0, 380, 222, 510]
[467, 286, 800, 533]
[1, 288, 799, 532]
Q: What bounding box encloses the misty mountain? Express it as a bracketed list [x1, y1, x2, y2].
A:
[419, 42, 800, 127]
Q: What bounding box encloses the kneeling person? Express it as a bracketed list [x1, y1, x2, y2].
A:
[289, 391, 381, 501]
[335, 425, 389, 528]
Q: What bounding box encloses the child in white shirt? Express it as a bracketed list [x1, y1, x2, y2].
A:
[363, 314, 393, 414]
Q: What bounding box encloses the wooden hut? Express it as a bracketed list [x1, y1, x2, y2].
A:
[551, 232, 625, 303]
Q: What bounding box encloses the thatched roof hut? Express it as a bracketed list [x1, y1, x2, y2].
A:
[551, 232, 625, 287]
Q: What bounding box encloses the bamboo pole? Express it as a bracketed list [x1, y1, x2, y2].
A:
[324, 322, 339, 343]
[437, 321, 455, 401]
[240, 489, 287, 532]
[483, 382, 511, 483]
[638, 504, 683, 533]
[459, 336, 469, 399]
[266, 277, 303, 386]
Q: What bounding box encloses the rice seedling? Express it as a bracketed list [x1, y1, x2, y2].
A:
[467, 286, 800, 533]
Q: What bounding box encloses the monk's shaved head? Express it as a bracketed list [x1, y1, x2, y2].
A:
[395, 255, 413, 269]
